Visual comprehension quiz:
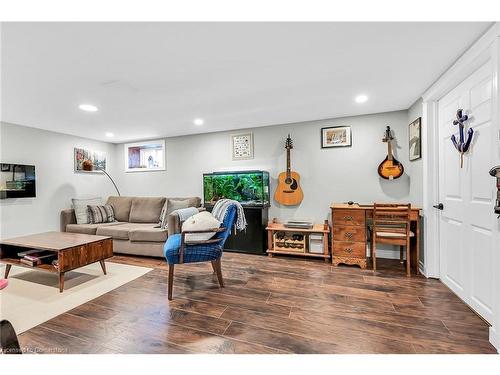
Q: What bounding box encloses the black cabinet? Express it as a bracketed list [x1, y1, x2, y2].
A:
[206, 206, 268, 255]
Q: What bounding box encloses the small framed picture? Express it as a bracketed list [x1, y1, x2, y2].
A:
[124, 139, 166, 172]
[74, 147, 107, 173]
[321, 126, 352, 148]
[409, 117, 421, 161]
[231, 133, 254, 160]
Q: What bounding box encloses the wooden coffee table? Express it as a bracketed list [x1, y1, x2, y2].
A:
[0, 231, 113, 292]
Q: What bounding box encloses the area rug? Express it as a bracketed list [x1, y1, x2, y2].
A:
[0, 261, 152, 334]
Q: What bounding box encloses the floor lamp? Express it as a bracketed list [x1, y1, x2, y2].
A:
[82, 160, 121, 196]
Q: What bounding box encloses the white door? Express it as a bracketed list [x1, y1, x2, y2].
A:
[438, 61, 497, 324]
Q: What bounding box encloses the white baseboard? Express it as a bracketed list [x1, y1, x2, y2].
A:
[490, 327, 500, 353]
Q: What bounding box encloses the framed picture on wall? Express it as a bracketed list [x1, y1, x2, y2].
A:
[409, 117, 422, 161]
[231, 132, 254, 160]
[124, 139, 166, 172]
[74, 147, 107, 173]
[321, 126, 352, 148]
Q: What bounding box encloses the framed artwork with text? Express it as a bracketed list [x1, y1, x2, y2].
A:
[231, 133, 254, 160]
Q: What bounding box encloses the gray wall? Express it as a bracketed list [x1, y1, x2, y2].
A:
[406, 99, 424, 266]
[407, 98, 423, 206]
[114, 110, 415, 258]
[0, 122, 117, 239]
[114, 110, 412, 222]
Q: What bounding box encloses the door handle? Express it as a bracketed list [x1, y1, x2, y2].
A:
[433, 203, 444, 210]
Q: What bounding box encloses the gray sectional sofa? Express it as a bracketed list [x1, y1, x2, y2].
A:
[60, 196, 202, 257]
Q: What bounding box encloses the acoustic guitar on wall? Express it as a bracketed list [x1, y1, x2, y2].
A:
[378, 126, 404, 180]
[274, 135, 304, 206]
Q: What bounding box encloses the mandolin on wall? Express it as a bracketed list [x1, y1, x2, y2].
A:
[378, 126, 404, 180]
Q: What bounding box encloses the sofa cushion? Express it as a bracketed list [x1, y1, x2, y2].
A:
[96, 222, 159, 240]
[66, 221, 125, 235]
[159, 197, 201, 228]
[106, 196, 133, 222]
[167, 197, 201, 208]
[88, 204, 115, 223]
[96, 224, 132, 240]
[129, 197, 167, 223]
[129, 225, 168, 242]
[182, 211, 221, 242]
[72, 197, 102, 224]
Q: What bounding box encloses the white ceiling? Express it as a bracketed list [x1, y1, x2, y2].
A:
[0, 22, 492, 143]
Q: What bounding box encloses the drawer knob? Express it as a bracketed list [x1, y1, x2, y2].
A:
[344, 216, 353, 221]
[345, 232, 353, 239]
[345, 248, 353, 253]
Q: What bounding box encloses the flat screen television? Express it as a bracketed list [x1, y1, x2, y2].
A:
[0, 163, 36, 199]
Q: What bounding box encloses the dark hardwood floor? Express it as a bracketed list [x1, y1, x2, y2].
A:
[18, 253, 497, 354]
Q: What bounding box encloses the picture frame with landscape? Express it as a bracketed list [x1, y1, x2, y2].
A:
[321, 126, 352, 148]
[74, 147, 107, 173]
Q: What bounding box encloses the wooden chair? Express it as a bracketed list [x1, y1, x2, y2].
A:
[163, 204, 238, 300]
[371, 203, 414, 276]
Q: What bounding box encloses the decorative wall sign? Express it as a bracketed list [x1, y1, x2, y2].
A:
[124, 139, 166, 172]
[321, 126, 352, 148]
[451, 109, 473, 168]
[74, 148, 106, 173]
[231, 133, 254, 160]
[409, 117, 422, 161]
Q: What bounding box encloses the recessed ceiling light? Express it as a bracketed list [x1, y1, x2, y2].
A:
[105, 132, 114, 138]
[79, 104, 98, 112]
[355, 95, 368, 103]
[193, 118, 204, 126]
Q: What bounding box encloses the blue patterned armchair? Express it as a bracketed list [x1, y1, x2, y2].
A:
[163, 204, 237, 300]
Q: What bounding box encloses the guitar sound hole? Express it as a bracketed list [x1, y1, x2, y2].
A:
[285, 178, 292, 184]
[289, 179, 298, 190]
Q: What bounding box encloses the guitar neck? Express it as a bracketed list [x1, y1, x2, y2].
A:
[286, 148, 291, 176]
[387, 141, 393, 161]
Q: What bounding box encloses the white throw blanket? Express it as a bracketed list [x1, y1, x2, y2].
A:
[211, 199, 247, 231]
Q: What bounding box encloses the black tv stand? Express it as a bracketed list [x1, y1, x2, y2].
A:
[206, 206, 268, 255]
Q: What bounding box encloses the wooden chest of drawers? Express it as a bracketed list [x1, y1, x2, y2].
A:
[331, 208, 367, 269]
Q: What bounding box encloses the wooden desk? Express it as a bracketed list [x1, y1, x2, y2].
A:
[330, 203, 421, 274]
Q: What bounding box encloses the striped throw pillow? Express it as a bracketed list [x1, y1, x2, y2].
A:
[87, 204, 115, 224]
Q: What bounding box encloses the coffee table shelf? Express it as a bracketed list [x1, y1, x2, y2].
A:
[0, 257, 58, 273]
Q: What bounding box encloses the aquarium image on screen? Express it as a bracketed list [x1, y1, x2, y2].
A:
[0, 163, 36, 199]
[203, 170, 270, 207]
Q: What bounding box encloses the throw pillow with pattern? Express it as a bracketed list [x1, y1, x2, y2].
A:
[87, 204, 115, 224]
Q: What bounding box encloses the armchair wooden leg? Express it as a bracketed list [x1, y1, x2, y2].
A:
[372, 239, 377, 272]
[168, 264, 174, 300]
[213, 258, 224, 288]
[211, 260, 217, 274]
[406, 243, 411, 277]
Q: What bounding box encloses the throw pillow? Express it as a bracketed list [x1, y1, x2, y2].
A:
[182, 211, 221, 242]
[87, 204, 115, 224]
[159, 199, 191, 229]
[72, 197, 102, 224]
